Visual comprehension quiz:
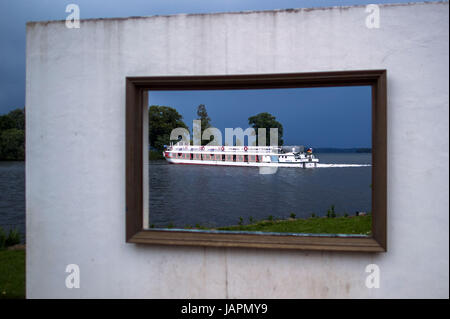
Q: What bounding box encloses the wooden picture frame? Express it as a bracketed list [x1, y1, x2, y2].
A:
[126, 70, 387, 252]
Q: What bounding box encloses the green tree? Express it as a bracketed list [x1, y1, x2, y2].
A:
[196, 104, 211, 145]
[6, 109, 25, 130]
[0, 128, 25, 160]
[0, 108, 25, 160]
[148, 105, 189, 151]
[0, 115, 14, 131]
[248, 112, 283, 146]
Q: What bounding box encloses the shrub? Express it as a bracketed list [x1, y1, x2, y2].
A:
[238, 217, 243, 226]
[290, 213, 296, 219]
[267, 215, 273, 221]
[327, 205, 336, 218]
[249, 216, 254, 223]
[311, 213, 316, 218]
[5, 228, 21, 247]
[0, 227, 6, 249]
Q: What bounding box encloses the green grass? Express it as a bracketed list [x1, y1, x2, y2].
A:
[0, 249, 25, 299]
[216, 215, 372, 235]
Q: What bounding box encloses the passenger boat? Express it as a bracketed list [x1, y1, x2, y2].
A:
[163, 142, 319, 168]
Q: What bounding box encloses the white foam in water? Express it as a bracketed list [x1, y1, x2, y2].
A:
[316, 164, 371, 168]
[259, 166, 278, 174]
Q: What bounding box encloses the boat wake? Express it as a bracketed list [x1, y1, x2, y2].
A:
[317, 164, 371, 168]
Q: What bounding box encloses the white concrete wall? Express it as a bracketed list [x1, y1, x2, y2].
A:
[26, 2, 449, 298]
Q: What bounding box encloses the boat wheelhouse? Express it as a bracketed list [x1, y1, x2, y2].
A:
[163, 142, 319, 168]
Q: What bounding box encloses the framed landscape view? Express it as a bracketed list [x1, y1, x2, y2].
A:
[126, 70, 387, 252]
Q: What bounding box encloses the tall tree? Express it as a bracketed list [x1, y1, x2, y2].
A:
[196, 104, 211, 145]
[148, 105, 189, 151]
[248, 112, 284, 146]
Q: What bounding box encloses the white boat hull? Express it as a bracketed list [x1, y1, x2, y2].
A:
[165, 157, 318, 168]
[162, 143, 319, 168]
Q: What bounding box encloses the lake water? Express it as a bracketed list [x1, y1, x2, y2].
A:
[0, 154, 371, 239]
[148, 153, 372, 229]
[0, 161, 25, 242]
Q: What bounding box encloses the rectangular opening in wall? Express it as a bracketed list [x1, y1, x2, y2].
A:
[126, 71, 387, 251]
[145, 86, 372, 236]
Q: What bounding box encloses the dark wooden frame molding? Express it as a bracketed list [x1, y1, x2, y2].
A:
[126, 70, 387, 252]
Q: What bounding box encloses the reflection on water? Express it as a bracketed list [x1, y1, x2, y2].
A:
[148, 153, 371, 229]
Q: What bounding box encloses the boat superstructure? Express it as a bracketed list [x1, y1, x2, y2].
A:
[163, 142, 319, 168]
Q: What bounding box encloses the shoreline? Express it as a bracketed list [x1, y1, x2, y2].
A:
[159, 214, 372, 236]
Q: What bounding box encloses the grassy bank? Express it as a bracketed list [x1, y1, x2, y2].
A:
[0, 249, 25, 299]
[149, 150, 164, 160]
[213, 215, 372, 235]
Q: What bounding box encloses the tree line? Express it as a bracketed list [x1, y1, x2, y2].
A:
[148, 104, 283, 154]
[0, 108, 25, 161]
[0, 105, 284, 161]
